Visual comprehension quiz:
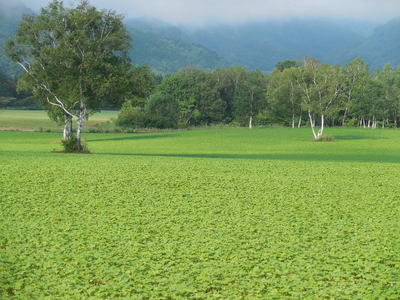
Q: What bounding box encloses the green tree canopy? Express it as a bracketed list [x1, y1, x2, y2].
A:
[6, 0, 131, 150]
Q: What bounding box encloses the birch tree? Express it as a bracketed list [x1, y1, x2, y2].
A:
[295, 57, 344, 140]
[376, 64, 400, 127]
[6, 0, 131, 151]
[267, 67, 302, 128]
[341, 58, 369, 126]
[234, 70, 267, 128]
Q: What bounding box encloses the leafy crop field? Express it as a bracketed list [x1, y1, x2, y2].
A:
[0, 110, 118, 131]
[1, 128, 400, 298]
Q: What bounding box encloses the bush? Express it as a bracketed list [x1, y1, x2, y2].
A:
[344, 118, 358, 127]
[254, 111, 272, 126]
[61, 135, 89, 153]
[314, 136, 336, 142]
[116, 108, 177, 129]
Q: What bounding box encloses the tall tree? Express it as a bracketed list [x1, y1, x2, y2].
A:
[213, 67, 247, 123]
[341, 58, 369, 126]
[234, 70, 267, 128]
[377, 64, 400, 126]
[6, 0, 131, 150]
[295, 57, 344, 140]
[267, 67, 302, 128]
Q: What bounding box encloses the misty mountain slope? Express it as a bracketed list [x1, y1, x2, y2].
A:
[185, 24, 297, 70]
[1, 3, 399, 76]
[126, 19, 193, 43]
[125, 21, 230, 73]
[335, 18, 400, 70]
[0, 3, 33, 76]
[184, 20, 365, 70]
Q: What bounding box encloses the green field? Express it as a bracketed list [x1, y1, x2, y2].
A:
[0, 110, 118, 131]
[1, 127, 400, 298]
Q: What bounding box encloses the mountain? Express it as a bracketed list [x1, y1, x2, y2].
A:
[0, 3, 399, 76]
[0, 2, 33, 77]
[183, 19, 367, 71]
[125, 20, 229, 73]
[336, 18, 400, 70]
[125, 18, 398, 73]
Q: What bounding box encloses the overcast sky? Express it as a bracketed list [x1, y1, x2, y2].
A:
[16, 0, 400, 25]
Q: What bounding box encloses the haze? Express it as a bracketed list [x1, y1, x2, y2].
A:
[11, 0, 400, 25]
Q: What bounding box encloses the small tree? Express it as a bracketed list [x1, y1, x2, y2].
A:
[275, 60, 300, 72]
[6, 0, 131, 151]
[234, 70, 267, 128]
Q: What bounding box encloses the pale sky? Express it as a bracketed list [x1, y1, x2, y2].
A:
[14, 0, 400, 25]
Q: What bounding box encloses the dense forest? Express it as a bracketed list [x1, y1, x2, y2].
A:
[116, 59, 400, 136]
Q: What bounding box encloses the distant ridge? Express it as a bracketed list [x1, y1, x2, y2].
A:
[125, 20, 229, 73]
[335, 18, 400, 70]
[0, 1, 399, 75]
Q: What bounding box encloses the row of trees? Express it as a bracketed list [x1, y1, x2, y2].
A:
[117, 58, 400, 140]
[117, 66, 267, 129]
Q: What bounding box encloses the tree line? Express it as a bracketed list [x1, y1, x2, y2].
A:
[117, 58, 400, 140]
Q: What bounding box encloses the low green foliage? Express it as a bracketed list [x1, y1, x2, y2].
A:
[1, 128, 400, 298]
[314, 135, 336, 142]
[61, 135, 89, 153]
[116, 107, 177, 129]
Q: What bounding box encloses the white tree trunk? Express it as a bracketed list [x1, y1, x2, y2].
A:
[342, 107, 348, 126]
[308, 110, 317, 139]
[316, 114, 324, 140]
[249, 115, 253, 129]
[292, 113, 295, 128]
[63, 117, 72, 140]
[297, 114, 302, 128]
[76, 102, 86, 151]
[76, 116, 84, 151]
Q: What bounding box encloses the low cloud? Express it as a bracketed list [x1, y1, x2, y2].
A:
[17, 0, 400, 25]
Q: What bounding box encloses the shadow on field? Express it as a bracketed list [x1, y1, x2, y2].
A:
[88, 133, 178, 142]
[333, 135, 386, 141]
[94, 152, 400, 164]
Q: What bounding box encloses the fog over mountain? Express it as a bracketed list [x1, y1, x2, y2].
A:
[1, 0, 399, 74]
[17, 0, 400, 25]
[124, 17, 400, 72]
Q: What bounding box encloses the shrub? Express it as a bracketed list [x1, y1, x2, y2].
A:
[116, 108, 177, 129]
[344, 118, 358, 127]
[254, 110, 272, 126]
[61, 135, 89, 153]
[314, 136, 336, 142]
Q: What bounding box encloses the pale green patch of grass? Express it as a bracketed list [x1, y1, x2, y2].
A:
[0, 109, 118, 131]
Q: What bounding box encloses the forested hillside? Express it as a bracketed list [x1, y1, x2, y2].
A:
[0, 3, 32, 77]
[125, 18, 400, 72]
[336, 18, 400, 70]
[184, 20, 366, 71]
[0, 3, 399, 76]
[125, 20, 229, 73]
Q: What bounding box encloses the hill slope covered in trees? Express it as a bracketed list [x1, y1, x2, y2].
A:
[335, 18, 400, 70]
[122, 17, 400, 72]
[125, 20, 229, 73]
[0, 2, 399, 75]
